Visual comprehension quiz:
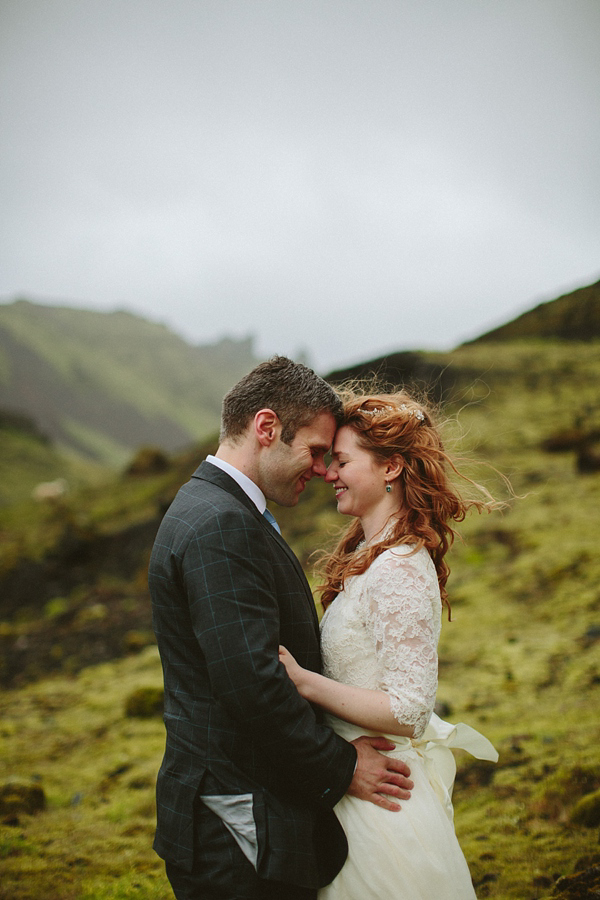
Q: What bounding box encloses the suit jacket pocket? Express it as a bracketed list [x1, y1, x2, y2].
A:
[252, 790, 322, 890]
[154, 768, 205, 873]
[201, 793, 259, 869]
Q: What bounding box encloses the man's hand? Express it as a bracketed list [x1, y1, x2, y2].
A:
[347, 735, 413, 811]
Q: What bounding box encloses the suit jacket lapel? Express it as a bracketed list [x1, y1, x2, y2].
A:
[192, 461, 319, 630]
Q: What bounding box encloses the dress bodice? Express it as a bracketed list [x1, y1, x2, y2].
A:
[320, 544, 441, 738]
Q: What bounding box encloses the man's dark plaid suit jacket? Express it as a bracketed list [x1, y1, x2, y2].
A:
[149, 461, 357, 890]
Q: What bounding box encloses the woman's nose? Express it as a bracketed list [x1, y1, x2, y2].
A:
[324, 463, 337, 482]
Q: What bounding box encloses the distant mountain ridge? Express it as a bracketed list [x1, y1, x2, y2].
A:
[464, 278, 600, 343]
[325, 278, 600, 387]
[1, 278, 598, 467]
[0, 299, 259, 465]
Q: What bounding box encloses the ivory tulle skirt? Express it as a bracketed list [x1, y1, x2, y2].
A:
[319, 713, 497, 900]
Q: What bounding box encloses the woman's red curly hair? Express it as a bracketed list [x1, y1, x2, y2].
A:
[318, 389, 500, 618]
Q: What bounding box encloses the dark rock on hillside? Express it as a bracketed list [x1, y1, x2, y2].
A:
[540, 428, 600, 475]
[0, 582, 156, 689]
[570, 789, 600, 827]
[453, 757, 497, 789]
[0, 438, 215, 688]
[126, 446, 170, 476]
[532, 764, 600, 823]
[541, 428, 600, 453]
[0, 409, 51, 442]
[551, 864, 600, 898]
[0, 779, 46, 820]
[577, 441, 600, 474]
[326, 350, 453, 402]
[0, 515, 162, 687]
[125, 686, 164, 718]
[0, 516, 160, 621]
[579, 625, 600, 648]
[465, 279, 600, 344]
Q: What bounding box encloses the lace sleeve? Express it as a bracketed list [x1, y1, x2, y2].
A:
[362, 547, 441, 738]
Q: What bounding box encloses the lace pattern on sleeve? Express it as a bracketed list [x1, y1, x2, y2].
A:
[362, 547, 441, 738]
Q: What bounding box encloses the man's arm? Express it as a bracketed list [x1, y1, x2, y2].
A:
[182, 508, 412, 809]
[182, 508, 356, 806]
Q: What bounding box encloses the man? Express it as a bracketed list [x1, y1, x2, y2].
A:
[149, 356, 412, 900]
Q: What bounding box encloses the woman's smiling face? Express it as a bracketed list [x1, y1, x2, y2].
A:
[325, 425, 390, 521]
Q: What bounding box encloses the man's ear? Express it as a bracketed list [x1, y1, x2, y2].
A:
[254, 409, 281, 447]
[385, 454, 404, 482]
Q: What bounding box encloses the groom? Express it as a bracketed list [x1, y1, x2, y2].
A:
[149, 356, 412, 900]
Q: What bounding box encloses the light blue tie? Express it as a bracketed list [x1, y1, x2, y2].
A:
[263, 508, 281, 534]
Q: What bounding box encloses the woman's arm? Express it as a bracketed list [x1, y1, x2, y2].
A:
[367, 550, 440, 739]
[279, 646, 414, 738]
[279, 547, 440, 740]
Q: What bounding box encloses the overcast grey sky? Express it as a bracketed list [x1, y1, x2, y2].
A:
[1, 0, 599, 372]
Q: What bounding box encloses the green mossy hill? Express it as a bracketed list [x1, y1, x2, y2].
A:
[0, 298, 259, 466]
[0, 408, 108, 508]
[464, 277, 600, 343]
[1, 339, 600, 898]
[0, 435, 218, 688]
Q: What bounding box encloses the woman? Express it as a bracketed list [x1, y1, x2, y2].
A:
[279, 390, 500, 899]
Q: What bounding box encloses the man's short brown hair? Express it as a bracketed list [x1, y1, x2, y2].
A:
[220, 356, 342, 444]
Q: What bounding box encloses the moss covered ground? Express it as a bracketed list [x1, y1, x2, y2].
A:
[1, 339, 599, 898]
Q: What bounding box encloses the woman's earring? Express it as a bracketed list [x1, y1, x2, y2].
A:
[385, 483, 392, 493]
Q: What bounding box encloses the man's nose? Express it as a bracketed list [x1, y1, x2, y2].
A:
[312, 456, 328, 477]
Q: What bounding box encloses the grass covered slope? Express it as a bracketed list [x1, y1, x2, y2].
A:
[0, 410, 110, 508]
[437, 428, 600, 897]
[465, 278, 600, 343]
[433, 339, 600, 897]
[0, 298, 258, 465]
[0, 648, 170, 900]
[1, 339, 599, 898]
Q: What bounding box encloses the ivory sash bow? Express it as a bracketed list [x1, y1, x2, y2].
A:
[414, 712, 498, 821]
[326, 711, 498, 823]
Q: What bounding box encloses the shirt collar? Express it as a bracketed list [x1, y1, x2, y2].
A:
[206, 454, 267, 513]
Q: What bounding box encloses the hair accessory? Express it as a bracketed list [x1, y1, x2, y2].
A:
[400, 404, 426, 423]
[361, 403, 426, 423]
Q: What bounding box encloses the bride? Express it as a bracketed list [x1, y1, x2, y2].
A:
[280, 390, 500, 899]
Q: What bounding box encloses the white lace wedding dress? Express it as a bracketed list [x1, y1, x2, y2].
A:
[319, 545, 497, 900]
